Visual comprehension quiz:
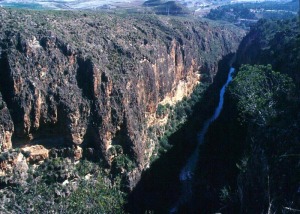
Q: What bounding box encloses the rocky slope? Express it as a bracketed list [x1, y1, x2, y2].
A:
[0, 8, 244, 184]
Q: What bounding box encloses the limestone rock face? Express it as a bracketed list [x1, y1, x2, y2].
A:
[73, 145, 83, 161]
[0, 9, 244, 175]
[21, 145, 49, 163]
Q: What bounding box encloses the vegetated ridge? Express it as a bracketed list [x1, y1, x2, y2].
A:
[188, 17, 300, 213]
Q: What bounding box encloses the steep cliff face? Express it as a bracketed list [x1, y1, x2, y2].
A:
[0, 9, 244, 174]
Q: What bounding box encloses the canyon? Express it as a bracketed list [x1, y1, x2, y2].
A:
[1, 6, 298, 213]
[0, 8, 244, 187]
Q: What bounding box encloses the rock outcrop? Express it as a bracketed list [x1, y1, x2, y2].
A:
[21, 145, 49, 163]
[0, 93, 14, 151]
[0, 9, 244, 179]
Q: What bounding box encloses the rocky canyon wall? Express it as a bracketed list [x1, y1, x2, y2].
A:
[0, 9, 244, 174]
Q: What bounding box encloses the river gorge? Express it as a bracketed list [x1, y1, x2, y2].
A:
[0, 7, 299, 213]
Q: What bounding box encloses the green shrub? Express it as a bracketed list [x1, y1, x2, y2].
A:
[0, 159, 126, 213]
[230, 64, 295, 126]
[156, 104, 168, 117]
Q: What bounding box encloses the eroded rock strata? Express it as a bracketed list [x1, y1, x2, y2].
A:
[0, 9, 244, 183]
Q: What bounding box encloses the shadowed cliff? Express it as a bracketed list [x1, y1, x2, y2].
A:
[126, 54, 237, 213]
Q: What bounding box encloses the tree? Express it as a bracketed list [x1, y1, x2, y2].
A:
[229, 64, 295, 126]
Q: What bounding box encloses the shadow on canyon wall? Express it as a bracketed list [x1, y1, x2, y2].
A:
[126, 53, 245, 213]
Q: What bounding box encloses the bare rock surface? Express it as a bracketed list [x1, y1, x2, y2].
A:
[0, 9, 244, 182]
[22, 145, 49, 163]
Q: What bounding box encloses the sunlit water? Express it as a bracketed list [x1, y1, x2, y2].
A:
[170, 67, 235, 213]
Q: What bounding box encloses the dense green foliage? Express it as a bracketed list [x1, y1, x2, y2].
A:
[188, 18, 300, 213]
[227, 64, 299, 213]
[240, 18, 300, 86]
[230, 64, 295, 126]
[0, 158, 126, 213]
[224, 18, 300, 213]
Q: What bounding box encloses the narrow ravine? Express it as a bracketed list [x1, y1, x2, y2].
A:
[170, 67, 235, 213]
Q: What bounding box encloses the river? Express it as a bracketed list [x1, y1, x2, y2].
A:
[170, 67, 235, 213]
